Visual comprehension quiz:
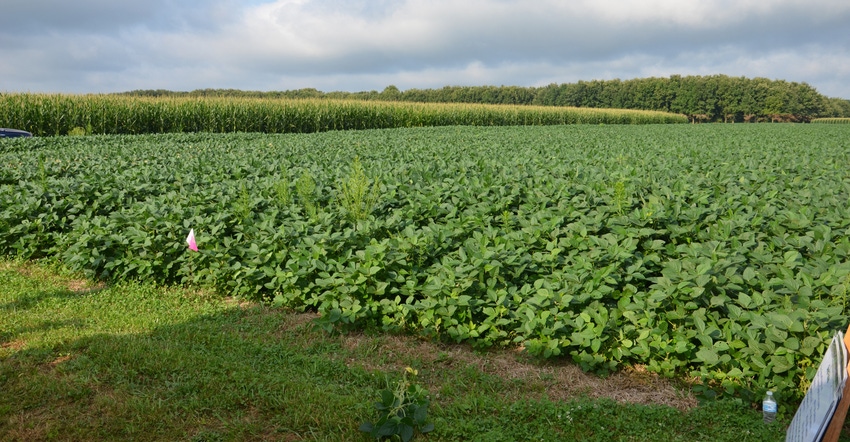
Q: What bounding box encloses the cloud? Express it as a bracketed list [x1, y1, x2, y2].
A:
[2, 0, 849, 97]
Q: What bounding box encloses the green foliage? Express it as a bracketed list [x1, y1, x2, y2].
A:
[612, 180, 628, 215]
[360, 367, 434, 441]
[37, 152, 47, 194]
[4, 124, 850, 404]
[295, 170, 318, 219]
[0, 93, 687, 137]
[68, 126, 87, 136]
[117, 74, 844, 121]
[337, 156, 380, 224]
[273, 172, 292, 207]
[234, 182, 254, 222]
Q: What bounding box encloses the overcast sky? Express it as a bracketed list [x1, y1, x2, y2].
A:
[2, 0, 849, 98]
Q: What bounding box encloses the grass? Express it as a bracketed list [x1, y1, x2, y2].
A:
[0, 259, 793, 441]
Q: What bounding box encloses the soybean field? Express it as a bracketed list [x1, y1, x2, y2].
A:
[3, 124, 850, 402]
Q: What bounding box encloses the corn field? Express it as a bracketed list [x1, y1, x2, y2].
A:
[0, 93, 687, 136]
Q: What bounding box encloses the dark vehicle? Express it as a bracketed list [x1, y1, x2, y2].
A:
[0, 128, 33, 138]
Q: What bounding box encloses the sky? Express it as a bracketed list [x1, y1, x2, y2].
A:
[2, 0, 849, 98]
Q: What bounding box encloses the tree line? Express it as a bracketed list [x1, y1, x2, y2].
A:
[122, 75, 850, 122]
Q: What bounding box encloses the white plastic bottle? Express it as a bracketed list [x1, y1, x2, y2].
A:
[763, 391, 777, 423]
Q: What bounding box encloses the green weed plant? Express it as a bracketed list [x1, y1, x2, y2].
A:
[295, 170, 318, 219]
[360, 367, 434, 441]
[337, 156, 380, 225]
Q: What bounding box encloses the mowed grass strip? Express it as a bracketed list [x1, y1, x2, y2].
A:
[0, 259, 789, 441]
[812, 118, 850, 124]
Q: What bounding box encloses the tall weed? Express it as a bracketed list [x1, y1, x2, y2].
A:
[337, 156, 380, 225]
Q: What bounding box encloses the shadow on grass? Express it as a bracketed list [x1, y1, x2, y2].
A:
[1, 319, 87, 346]
[0, 288, 96, 312]
[0, 303, 381, 442]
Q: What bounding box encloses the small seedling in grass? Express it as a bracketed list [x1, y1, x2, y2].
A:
[360, 367, 434, 441]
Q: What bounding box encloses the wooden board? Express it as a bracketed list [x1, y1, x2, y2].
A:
[786, 331, 848, 442]
[820, 326, 850, 442]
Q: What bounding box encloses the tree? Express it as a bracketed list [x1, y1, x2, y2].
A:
[380, 85, 402, 101]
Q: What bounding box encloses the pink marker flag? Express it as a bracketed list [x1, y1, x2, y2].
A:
[186, 229, 198, 251]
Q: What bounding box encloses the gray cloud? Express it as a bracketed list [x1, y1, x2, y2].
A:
[0, 0, 174, 33]
[2, 0, 849, 98]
